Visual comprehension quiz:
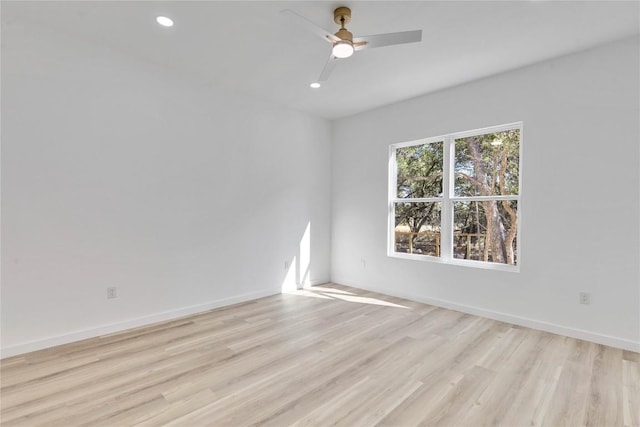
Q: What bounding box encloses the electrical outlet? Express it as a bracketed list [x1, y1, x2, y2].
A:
[579, 292, 591, 305]
[107, 287, 118, 299]
[284, 260, 289, 270]
[361, 258, 366, 268]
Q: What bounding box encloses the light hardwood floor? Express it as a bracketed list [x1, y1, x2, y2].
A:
[1, 284, 638, 426]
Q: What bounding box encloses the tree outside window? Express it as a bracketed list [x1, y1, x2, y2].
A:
[389, 123, 522, 270]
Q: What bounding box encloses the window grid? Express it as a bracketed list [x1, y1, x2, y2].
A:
[388, 123, 522, 272]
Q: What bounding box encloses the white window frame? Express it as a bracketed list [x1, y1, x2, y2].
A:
[388, 122, 523, 272]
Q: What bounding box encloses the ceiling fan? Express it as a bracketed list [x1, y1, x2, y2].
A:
[283, 6, 422, 82]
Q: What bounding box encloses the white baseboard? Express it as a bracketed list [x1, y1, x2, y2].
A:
[0, 288, 281, 359]
[5, 279, 636, 358]
[332, 279, 640, 353]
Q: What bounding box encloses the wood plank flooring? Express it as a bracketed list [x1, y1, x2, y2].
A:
[1, 283, 638, 426]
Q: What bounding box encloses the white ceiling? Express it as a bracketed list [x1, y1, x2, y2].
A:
[3, 1, 639, 119]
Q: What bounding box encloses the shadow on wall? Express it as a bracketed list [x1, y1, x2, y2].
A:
[282, 221, 311, 292]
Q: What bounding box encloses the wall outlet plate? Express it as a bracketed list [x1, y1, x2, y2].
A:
[579, 292, 591, 305]
[107, 287, 118, 299]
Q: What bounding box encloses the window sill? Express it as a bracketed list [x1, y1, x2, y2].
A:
[388, 252, 520, 273]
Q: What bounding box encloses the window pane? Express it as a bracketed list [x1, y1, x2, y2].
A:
[454, 129, 520, 197]
[394, 202, 441, 256]
[396, 142, 443, 198]
[453, 200, 518, 265]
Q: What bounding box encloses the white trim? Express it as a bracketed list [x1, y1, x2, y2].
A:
[449, 122, 524, 140]
[388, 122, 523, 270]
[388, 145, 398, 256]
[388, 252, 519, 272]
[331, 279, 640, 352]
[450, 195, 519, 202]
[0, 288, 281, 359]
[391, 135, 446, 150]
[447, 257, 519, 272]
[517, 122, 525, 271]
[393, 197, 443, 203]
[441, 135, 454, 262]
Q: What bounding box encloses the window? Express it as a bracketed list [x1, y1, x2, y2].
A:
[388, 123, 522, 271]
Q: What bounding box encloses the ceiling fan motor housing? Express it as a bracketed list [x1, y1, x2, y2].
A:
[334, 28, 353, 43]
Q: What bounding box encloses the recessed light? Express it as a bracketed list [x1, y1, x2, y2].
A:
[310, 82, 321, 89]
[156, 16, 174, 27]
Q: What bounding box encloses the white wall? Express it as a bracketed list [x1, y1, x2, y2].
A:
[1, 22, 331, 357]
[2, 22, 637, 358]
[331, 37, 640, 351]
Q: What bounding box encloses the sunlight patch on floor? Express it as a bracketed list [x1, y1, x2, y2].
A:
[325, 293, 408, 308]
[282, 289, 333, 299]
[284, 286, 408, 309]
[309, 286, 354, 295]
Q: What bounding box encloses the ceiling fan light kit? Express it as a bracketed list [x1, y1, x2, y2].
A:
[332, 41, 354, 58]
[284, 6, 422, 82]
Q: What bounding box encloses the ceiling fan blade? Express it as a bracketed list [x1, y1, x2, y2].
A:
[318, 55, 339, 81]
[353, 29, 422, 51]
[281, 9, 340, 44]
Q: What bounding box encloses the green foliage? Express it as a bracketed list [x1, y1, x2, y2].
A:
[395, 142, 443, 234]
[454, 130, 520, 197]
[393, 129, 521, 264]
[453, 130, 520, 264]
[396, 142, 443, 199]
